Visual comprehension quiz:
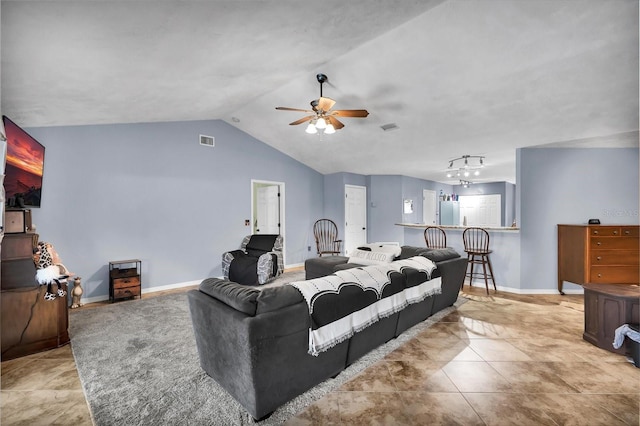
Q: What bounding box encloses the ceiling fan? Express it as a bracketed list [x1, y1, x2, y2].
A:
[275, 73, 369, 134]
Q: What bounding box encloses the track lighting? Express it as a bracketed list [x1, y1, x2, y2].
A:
[446, 155, 486, 183]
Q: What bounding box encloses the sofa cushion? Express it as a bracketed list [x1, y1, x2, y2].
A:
[305, 256, 350, 279]
[334, 262, 361, 272]
[398, 245, 430, 259]
[199, 278, 259, 316]
[421, 247, 461, 262]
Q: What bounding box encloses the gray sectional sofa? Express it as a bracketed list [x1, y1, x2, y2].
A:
[187, 246, 467, 420]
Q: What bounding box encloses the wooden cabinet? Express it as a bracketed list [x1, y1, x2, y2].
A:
[557, 225, 640, 294]
[583, 283, 640, 355]
[109, 259, 142, 302]
[1, 233, 70, 360]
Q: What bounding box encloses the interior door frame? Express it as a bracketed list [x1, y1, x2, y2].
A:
[251, 179, 286, 265]
[344, 184, 367, 256]
[422, 189, 437, 225]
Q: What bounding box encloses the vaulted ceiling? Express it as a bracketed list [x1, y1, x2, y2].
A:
[1, 0, 638, 184]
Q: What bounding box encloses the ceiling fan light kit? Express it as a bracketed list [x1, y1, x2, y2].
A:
[276, 73, 369, 135]
[446, 155, 485, 181]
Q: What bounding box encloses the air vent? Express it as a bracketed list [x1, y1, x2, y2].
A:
[380, 123, 399, 132]
[199, 135, 215, 147]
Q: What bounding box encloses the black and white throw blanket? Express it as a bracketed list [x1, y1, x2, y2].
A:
[289, 256, 441, 356]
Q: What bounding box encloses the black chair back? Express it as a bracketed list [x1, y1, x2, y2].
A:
[463, 227, 491, 254]
[313, 219, 342, 256]
[424, 226, 447, 249]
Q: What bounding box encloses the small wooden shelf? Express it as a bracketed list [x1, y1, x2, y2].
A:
[109, 259, 142, 302]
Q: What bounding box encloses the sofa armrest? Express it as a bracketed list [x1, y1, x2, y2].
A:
[256, 286, 304, 314]
[199, 278, 259, 315]
[432, 256, 467, 312]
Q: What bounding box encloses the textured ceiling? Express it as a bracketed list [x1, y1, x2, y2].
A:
[1, 0, 638, 184]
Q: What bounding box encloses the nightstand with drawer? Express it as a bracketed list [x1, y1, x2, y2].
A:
[558, 225, 639, 294]
[109, 259, 142, 302]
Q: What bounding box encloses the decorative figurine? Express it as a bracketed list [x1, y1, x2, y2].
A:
[32, 241, 73, 301]
[70, 276, 84, 309]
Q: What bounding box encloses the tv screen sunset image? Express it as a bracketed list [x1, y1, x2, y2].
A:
[3, 116, 45, 207]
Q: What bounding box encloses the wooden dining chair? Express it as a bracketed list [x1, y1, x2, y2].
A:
[313, 219, 342, 256]
[424, 226, 447, 249]
[462, 227, 497, 294]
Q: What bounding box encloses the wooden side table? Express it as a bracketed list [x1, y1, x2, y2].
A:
[109, 259, 142, 302]
[583, 283, 640, 355]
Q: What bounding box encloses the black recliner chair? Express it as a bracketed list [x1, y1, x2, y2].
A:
[222, 234, 283, 285]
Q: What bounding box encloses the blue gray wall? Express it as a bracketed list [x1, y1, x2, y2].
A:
[323, 172, 367, 247]
[27, 119, 324, 301]
[18, 117, 637, 299]
[518, 147, 639, 292]
[367, 175, 404, 243]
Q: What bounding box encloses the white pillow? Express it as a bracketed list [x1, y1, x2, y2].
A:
[357, 243, 402, 257]
[347, 243, 401, 265]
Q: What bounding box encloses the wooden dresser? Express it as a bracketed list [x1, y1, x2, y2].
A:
[557, 224, 640, 294]
[1, 233, 70, 360]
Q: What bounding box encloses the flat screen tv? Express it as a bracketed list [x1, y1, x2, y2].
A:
[3, 115, 45, 208]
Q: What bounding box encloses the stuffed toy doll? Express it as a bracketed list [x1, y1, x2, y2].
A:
[33, 241, 73, 301]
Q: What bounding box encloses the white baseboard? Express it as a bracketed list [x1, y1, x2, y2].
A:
[77, 266, 306, 306]
[490, 285, 583, 295]
[78, 279, 206, 306]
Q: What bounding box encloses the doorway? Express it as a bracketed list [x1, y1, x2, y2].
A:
[344, 184, 367, 256]
[422, 189, 437, 225]
[251, 180, 285, 260]
[458, 194, 501, 227]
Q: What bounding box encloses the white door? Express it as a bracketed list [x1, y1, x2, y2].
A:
[256, 185, 280, 234]
[422, 189, 437, 225]
[344, 185, 367, 256]
[459, 194, 501, 227]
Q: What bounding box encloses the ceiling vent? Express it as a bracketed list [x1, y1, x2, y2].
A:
[380, 123, 399, 132]
[199, 135, 215, 147]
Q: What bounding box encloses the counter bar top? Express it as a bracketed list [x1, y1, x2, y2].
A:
[396, 223, 520, 232]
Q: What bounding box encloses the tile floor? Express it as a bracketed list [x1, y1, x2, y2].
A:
[2, 286, 638, 425]
[286, 287, 639, 425]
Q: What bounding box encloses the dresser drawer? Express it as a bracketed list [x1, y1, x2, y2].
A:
[591, 250, 640, 266]
[590, 237, 639, 250]
[112, 276, 140, 289]
[590, 266, 639, 284]
[113, 286, 141, 299]
[621, 227, 640, 237]
[590, 227, 621, 236]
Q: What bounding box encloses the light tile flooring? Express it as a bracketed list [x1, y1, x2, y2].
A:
[2, 286, 639, 425]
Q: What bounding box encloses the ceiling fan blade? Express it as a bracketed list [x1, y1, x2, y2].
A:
[276, 106, 314, 113]
[289, 115, 315, 126]
[327, 115, 345, 130]
[331, 109, 369, 118]
[316, 97, 336, 112]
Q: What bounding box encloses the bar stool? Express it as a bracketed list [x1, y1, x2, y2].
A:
[424, 226, 447, 248]
[462, 227, 496, 294]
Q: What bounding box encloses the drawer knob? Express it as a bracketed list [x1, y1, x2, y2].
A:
[596, 256, 601, 261]
[613, 231, 618, 235]
[625, 230, 630, 235]
[598, 273, 602, 278]
[596, 242, 601, 246]
[593, 230, 599, 235]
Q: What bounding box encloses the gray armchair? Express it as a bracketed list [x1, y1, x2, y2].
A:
[222, 234, 283, 285]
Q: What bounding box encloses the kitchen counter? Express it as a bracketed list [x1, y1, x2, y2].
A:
[396, 223, 520, 232]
